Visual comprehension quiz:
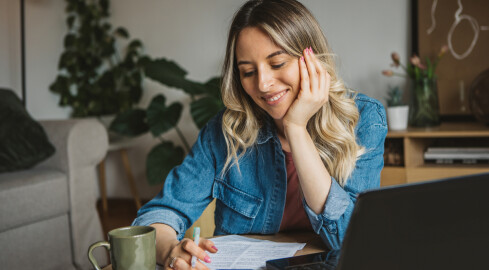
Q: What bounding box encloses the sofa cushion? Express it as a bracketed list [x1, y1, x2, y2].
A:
[0, 88, 55, 172]
[0, 168, 69, 232]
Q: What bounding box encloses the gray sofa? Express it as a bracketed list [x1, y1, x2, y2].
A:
[0, 119, 109, 269]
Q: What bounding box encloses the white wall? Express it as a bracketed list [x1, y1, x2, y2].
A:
[1, 0, 410, 200]
[0, 0, 21, 97]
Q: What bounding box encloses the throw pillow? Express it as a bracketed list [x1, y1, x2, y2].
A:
[0, 88, 55, 172]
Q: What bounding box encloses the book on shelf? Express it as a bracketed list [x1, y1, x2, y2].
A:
[425, 159, 489, 165]
[425, 147, 489, 153]
[424, 147, 489, 163]
[424, 152, 489, 160]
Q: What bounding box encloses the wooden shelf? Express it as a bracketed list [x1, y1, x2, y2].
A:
[387, 122, 489, 138]
[381, 122, 489, 186]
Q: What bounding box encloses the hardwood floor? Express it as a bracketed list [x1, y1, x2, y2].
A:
[96, 198, 147, 239]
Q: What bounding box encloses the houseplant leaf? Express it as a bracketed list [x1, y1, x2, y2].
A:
[191, 96, 224, 129]
[203, 77, 222, 98]
[190, 76, 224, 128]
[109, 109, 149, 137]
[114, 27, 129, 38]
[143, 58, 206, 95]
[52, 0, 145, 117]
[147, 94, 183, 137]
[146, 141, 185, 185]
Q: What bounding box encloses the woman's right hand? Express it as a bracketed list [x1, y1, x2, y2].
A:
[150, 223, 218, 270]
[165, 237, 217, 270]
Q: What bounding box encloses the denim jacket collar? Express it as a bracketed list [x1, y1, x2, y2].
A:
[256, 115, 277, 145]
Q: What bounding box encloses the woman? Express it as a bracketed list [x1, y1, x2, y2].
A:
[133, 0, 387, 269]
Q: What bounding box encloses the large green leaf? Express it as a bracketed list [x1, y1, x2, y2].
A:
[189, 76, 224, 128]
[146, 141, 184, 185]
[204, 77, 222, 98]
[147, 95, 183, 137]
[109, 109, 149, 136]
[191, 96, 224, 129]
[143, 58, 206, 95]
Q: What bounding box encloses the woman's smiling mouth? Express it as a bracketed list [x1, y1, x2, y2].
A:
[263, 90, 288, 105]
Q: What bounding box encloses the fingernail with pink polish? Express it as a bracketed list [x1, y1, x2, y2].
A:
[204, 256, 212, 263]
[300, 56, 304, 62]
[212, 245, 218, 251]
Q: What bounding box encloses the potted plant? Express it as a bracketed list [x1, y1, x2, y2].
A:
[109, 58, 224, 185]
[382, 47, 448, 127]
[49, 0, 145, 127]
[384, 86, 409, 131]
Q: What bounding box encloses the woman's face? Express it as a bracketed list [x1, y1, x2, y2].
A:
[235, 27, 300, 120]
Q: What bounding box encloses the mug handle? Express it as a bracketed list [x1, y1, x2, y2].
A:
[88, 241, 111, 270]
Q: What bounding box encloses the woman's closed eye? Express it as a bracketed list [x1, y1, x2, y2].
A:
[271, 62, 286, 69]
[242, 62, 286, 77]
[243, 70, 255, 77]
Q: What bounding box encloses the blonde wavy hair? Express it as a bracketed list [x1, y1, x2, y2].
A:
[220, 0, 364, 186]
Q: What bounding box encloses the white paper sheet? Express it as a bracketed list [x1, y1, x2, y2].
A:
[156, 235, 305, 270]
[203, 235, 306, 269]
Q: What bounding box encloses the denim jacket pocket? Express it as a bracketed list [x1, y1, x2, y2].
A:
[212, 179, 263, 234]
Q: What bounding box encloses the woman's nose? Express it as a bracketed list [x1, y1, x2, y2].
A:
[258, 69, 274, 92]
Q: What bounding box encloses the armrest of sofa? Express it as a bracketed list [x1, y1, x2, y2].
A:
[39, 119, 108, 173]
[38, 118, 109, 269]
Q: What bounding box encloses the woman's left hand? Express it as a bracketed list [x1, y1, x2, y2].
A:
[283, 47, 331, 129]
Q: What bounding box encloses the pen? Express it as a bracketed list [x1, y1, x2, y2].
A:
[191, 227, 200, 268]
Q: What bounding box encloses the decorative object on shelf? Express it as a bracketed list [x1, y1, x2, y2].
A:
[382, 46, 448, 127]
[385, 86, 409, 131]
[469, 68, 489, 125]
[409, 77, 440, 127]
[50, 0, 145, 119]
[383, 139, 404, 166]
[110, 58, 224, 185]
[424, 147, 489, 165]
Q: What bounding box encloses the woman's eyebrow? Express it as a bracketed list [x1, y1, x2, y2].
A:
[266, 50, 286, 59]
[237, 50, 287, 66]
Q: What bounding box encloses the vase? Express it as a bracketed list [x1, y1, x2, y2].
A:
[409, 77, 440, 127]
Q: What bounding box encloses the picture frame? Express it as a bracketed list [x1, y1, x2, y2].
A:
[413, 0, 489, 117]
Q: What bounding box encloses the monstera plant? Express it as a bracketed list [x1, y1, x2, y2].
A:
[50, 0, 145, 117]
[110, 58, 224, 185]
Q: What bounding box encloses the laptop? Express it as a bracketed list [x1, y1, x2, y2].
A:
[267, 172, 489, 270]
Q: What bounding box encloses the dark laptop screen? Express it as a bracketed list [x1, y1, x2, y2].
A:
[337, 172, 489, 270]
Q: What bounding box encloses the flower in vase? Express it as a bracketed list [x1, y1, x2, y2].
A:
[391, 52, 400, 67]
[381, 45, 448, 127]
[382, 45, 448, 81]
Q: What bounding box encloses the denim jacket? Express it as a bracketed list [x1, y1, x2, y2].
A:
[133, 93, 387, 250]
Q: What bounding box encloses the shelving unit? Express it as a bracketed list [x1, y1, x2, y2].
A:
[381, 122, 489, 186]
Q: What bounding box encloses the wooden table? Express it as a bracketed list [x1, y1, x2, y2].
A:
[102, 232, 326, 270]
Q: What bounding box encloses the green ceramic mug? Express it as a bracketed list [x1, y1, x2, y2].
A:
[88, 226, 156, 270]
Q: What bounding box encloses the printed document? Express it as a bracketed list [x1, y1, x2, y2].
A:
[204, 235, 305, 269]
[156, 235, 305, 270]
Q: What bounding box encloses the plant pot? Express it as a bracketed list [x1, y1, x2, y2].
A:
[409, 77, 440, 127]
[387, 105, 409, 131]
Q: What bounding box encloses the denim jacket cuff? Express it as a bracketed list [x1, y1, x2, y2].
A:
[304, 177, 351, 234]
[132, 209, 188, 240]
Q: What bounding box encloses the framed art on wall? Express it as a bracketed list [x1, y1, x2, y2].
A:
[413, 0, 489, 117]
